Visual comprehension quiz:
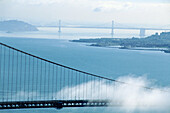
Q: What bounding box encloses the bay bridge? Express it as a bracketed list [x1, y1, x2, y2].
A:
[0, 41, 163, 110]
[45, 20, 170, 38]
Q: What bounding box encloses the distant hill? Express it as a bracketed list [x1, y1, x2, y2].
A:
[71, 32, 170, 51]
[71, 32, 170, 53]
[0, 20, 38, 32]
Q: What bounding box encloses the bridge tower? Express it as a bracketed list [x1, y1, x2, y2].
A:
[58, 20, 61, 33]
[139, 28, 145, 38]
[111, 20, 114, 38]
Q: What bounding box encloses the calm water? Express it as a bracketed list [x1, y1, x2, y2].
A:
[0, 28, 170, 113]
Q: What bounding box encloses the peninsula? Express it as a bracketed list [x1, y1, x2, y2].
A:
[71, 32, 170, 53]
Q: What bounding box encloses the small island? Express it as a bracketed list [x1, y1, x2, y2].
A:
[71, 32, 170, 53]
[0, 20, 38, 32]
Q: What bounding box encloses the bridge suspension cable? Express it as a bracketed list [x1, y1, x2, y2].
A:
[0, 42, 164, 109]
[0, 42, 113, 103]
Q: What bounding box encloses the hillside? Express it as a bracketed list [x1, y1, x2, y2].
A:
[71, 32, 170, 53]
[0, 20, 38, 32]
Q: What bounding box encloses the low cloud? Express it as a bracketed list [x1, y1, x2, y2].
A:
[56, 75, 170, 112]
[6, 75, 170, 112]
[93, 7, 102, 12]
[93, 1, 133, 11]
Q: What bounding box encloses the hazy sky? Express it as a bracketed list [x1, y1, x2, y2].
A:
[0, 0, 170, 26]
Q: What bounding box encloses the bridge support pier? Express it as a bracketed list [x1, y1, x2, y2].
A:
[111, 20, 114, 38]
[139, 28, 145, 38]
[58, 20, 61, 33]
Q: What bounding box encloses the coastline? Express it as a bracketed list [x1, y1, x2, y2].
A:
[71, 32, 170, 54]
[89, 44, 170, 53]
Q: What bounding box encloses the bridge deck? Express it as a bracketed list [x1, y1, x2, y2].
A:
[0, 100, 111, 110]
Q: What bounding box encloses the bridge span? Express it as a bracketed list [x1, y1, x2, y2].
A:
[0, 42, 164, 110]
[45, 20, 170, 38]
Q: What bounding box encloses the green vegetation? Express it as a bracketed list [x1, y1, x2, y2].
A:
[0, 20, 38, 32]
[71, 32, 170, 53]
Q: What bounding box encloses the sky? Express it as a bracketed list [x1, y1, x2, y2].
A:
[0, 0, 170, 26]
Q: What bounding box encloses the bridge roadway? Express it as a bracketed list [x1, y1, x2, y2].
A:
[47, 25, 170, 31]
[0, 100, 113, 110]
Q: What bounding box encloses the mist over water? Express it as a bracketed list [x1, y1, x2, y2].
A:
[56, 75, 170, 112]
[0, 27, 166, 40]
[113, 76, 170, 112]
[8, 75, 170, 113]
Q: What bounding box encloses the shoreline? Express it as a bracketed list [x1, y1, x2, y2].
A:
[71, 32, 170, 54]
[89, 45, 170, 53]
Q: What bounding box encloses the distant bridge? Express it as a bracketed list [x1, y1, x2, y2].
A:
[44, 20, 170, 38]
[0, 42, 163, 110]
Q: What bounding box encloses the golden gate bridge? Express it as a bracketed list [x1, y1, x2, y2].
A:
[0, 41, 165, 110]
